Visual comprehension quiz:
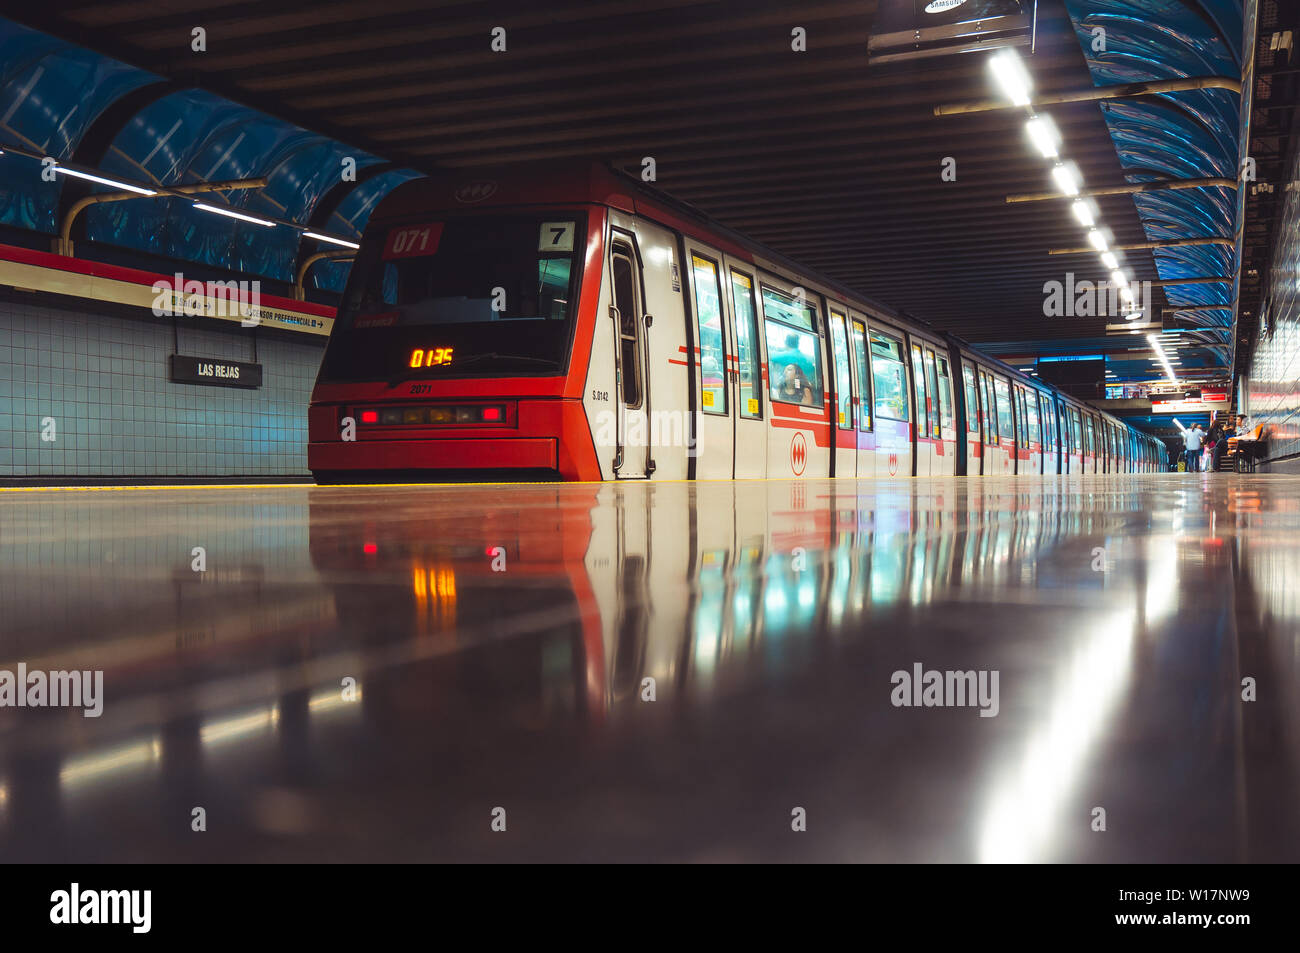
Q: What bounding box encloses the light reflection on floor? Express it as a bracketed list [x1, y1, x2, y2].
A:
[0, 474, 1296, 862]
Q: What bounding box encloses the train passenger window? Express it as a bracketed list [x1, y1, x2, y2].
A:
[762, 285, 822, 407]
[611, 248, 642, 409]
[936, 357, 954, 434]
[1026, 391, 1041, 445]
[1085, 416, 1095, 456]
[691, 255, 727, 416]
[911, 344, 929, 436]
[730, 272, 762, 419]
[963, 365, 980, 433]
[1071, 409, 1083, 453]
[924, 350, 941, 438]
[830, 311, 853, 429]
[869, 331, 908, 421]
[850, 321, 873, 432]
[994, 377, 1014, 441]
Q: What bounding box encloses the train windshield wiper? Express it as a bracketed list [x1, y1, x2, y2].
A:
[385, 352, 560, 388]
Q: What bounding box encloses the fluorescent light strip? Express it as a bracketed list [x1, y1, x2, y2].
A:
[56, 166, 157, 196]
[193, 202, 275, 227]
[1051, 163, 1081, 196]
[1071, 200, 1095, 227]
[303, 231, 360, 249]
[1087, 230, 1108, 252]
[990, 49, 1033, 106]
[1025, 115, 1060, 158]
[1147, 333, 1179, 384]
[1101, 251, 1118, 269]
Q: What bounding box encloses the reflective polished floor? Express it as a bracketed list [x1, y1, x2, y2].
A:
[1, 475, 1298, 862]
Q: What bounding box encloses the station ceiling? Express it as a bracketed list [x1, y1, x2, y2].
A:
[5, 1, 1284, 414]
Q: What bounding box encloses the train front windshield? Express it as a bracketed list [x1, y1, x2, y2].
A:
[319, 214, 585, 382]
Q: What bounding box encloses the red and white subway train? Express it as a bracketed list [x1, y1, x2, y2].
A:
[308, 164, 1167, 482]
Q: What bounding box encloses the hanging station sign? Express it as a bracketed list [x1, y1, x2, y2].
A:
[169, 354, 263, 389]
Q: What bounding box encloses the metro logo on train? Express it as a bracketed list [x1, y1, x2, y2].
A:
[307, 163, 1166, 483]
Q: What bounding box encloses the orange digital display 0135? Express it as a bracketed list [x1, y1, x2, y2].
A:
[409, 347, 453, 368]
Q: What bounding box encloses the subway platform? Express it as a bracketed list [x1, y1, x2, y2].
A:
[0, 474, 1297, 863]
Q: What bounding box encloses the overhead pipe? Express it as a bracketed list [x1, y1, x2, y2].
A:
[295, 251, 354, 301]
[55, 177, 267, 257]
[1006, 177, 1237, 203]
[1049, 236, 1234, 255]
[935, 76, 1242, 116]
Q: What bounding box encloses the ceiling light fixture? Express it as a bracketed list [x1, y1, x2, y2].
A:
[1071, 199, 1095, 227]
[303, 231, 360, 249]
[56, 166, 157, 196]
[193, 202, 276, 227]
[1051, 162, 1082, 197]
[989, 49, 1033, 106]
[1025, 115, 1061, 158]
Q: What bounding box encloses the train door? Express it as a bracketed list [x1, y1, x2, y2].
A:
[849, 317, 875, 477]
[758, 276, 830, 479]
[910, 341, 932, 476]
[683, 244, 733, 480]
[962, 363, 983, 474]
[978, 368, 999, 474]
[1055, 398, 1070, 472]
[609, 235, 649, 478]
[1019, 384, 1040, 473]
[1038, 392, 1056, 474]
[828, 306, 857, 477]
[934, 353, 957, 474]
[1083, 414, 1096, 473]
[1036, 393, 1050, 473]
[992, 375, 1015, 474]
[1012, 384, 1025, 475]
[868, 328, 911, 477]
[1069, 407, 1084, 472]
[724, 265, 766, 479]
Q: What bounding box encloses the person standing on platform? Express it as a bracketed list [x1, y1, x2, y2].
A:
[1183, 423, 1203, 472]
[1207, 420, 1226, 472]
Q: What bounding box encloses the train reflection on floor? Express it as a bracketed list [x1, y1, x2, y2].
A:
[0, 476, 1297, 862]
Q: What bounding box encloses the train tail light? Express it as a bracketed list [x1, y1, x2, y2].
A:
[354, 404, 509, 426]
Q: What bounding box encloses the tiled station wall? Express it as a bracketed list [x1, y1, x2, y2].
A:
[1248, 141, 1300, 472]
[0, 290, 326, 478]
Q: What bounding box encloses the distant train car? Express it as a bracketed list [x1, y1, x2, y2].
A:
[308, 164, 1166, 482]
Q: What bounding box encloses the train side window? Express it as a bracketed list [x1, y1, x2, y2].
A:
[963, 365, 980, 433]
[611, 248, 642, 409]
[1026, 391, 1041, 445]
[936, 357, 954, 434]
[911, 344, 929, 436]
[830, 311, 853, 430]
[761, 285, 822, 407]
[1085, 416, 1095, 456]
[691, 255, 728, 416]
[850, 321, 873, 432]
[869, 331, 909, 421]
[994, 377, 1014, 442]
[729, 271, 762, 419]
[1071, 409, 1083, 453]
[924, 349, 941, 438]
